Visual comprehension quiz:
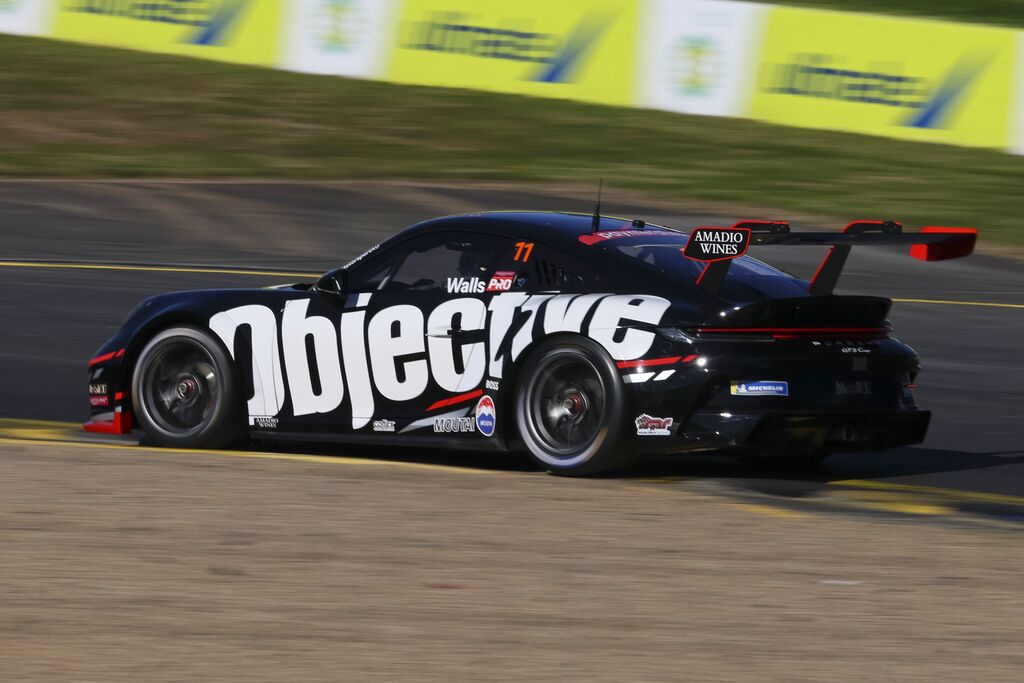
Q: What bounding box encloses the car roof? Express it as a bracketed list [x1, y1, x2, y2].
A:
[396, 211, 676, 250]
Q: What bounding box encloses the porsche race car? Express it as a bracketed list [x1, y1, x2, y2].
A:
[85, 211, 977, 475]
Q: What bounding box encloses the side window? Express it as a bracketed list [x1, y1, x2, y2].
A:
[384, 232, 509, 292]
[347, 254, 399, 292]
[522, 244, 608, 292]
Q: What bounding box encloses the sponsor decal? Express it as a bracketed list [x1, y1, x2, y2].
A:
[683, 228, 750, 262]
[89, 383, 108, 396]
[635, 414, 674, 436]
[836, 381, 872, 396]
[579, 229, 679, 245]
[485, 379, 500, 391]
[485, 271, 516, 293]
[751, 6, 1015, 149]
[434, 416, 475, 433]
[475, 395, 496, 437]
[401, 9, 613, 84]
[640, 0, 766, 118]
[372, 418, 396, 433]
[388, 0, 640, 105]
[0, 0, 49, 35]
[53, 0, 282, 66]
[342, 242, 380, 270]
[731, 381, 789, 396]
[89, 396, 110, 407]
[211, 292, 670, 429]
[765, 52, 992, 130]
[254, 416, 279, 429]
[283, 0, 399, 78]
[446, 277, 486, 294]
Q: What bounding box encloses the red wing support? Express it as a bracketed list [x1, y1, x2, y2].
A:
[691, 220, 977, 296]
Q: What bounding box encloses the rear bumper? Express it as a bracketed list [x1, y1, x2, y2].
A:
[641, 409, 930, 456]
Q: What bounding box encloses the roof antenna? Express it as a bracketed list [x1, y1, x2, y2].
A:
[591, 179, 603, 232]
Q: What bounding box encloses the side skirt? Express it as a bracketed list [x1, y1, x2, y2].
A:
[248, 430, 512, 453]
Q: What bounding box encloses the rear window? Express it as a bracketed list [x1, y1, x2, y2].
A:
[598, 232, 809, 301]
[609, 241, 793, 281]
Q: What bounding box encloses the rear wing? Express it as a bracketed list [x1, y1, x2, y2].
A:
[687, 220, 978, 295]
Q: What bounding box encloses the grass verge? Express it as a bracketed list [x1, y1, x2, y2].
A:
[2, 35, 1023, 246]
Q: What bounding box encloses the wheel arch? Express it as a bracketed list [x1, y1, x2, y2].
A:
[117, 311, 231, 403]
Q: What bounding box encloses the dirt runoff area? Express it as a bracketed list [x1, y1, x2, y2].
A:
[1, 441, 1021, 682]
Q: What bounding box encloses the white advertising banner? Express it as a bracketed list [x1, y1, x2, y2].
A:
[0, 0, 51, 36]
[281, 0, 398, 79]
[638, 0, 765, 117]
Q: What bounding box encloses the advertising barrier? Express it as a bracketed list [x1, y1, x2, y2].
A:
[1015, 34, 1024, 155]
[639, 0, 765, 118]
[749, 7, 1017, 149]
[0, 0, 51, 35]
[3, 1, 1024, 155]
[52, 0, 283, 67]
[282, 0, 398, 79]
[386, 0, 640, 106]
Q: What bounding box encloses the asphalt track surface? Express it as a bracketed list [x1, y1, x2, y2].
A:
[1, 179, 1023, 522]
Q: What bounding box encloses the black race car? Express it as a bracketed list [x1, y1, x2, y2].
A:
[85, 211, 977, 475]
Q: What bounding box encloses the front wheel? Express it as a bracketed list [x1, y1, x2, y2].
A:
[132, 326, 245, 449]
[515, 336, 634, 476]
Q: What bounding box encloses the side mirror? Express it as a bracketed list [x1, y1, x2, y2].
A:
[315, 269, 348, 296]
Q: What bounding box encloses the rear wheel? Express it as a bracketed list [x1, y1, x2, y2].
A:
[515, 337, 633, 476]
[132, 326, 245, 449]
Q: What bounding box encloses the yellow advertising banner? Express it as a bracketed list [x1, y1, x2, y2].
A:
[387, 0, 640, 105]
[52, 0, 282, 67]
[749, 7, 1017, 149]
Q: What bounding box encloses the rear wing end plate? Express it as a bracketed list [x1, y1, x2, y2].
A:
[685, 220, 978, 296]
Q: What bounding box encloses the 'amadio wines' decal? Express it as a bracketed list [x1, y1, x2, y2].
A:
[683, 228, 751, 262]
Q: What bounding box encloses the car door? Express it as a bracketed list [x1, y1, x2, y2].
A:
[344, 230, 513, 433]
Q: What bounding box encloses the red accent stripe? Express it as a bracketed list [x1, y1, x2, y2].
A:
[89, 348, 125, 367]
[697, 327, 884, 334]
[617, 356, 681, 369]
[616, 355, 698, 369]
[427, 389, 484, 412]
[809, 245, 836, 287]
[82, 411, 132, 435]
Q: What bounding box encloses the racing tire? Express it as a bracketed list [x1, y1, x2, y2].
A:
[515, 336, 634, 476]
[132, 326, 245, 449]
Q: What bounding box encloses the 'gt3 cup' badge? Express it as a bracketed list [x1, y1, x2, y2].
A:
[475, 395, 497, 438]
[683, 227, 751, 262]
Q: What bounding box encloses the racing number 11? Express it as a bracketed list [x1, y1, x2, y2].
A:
[514, 241, 534, 262]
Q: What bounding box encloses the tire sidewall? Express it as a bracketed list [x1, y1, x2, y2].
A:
[131, 326, 243, 449]
[515, 335, 630, 476]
